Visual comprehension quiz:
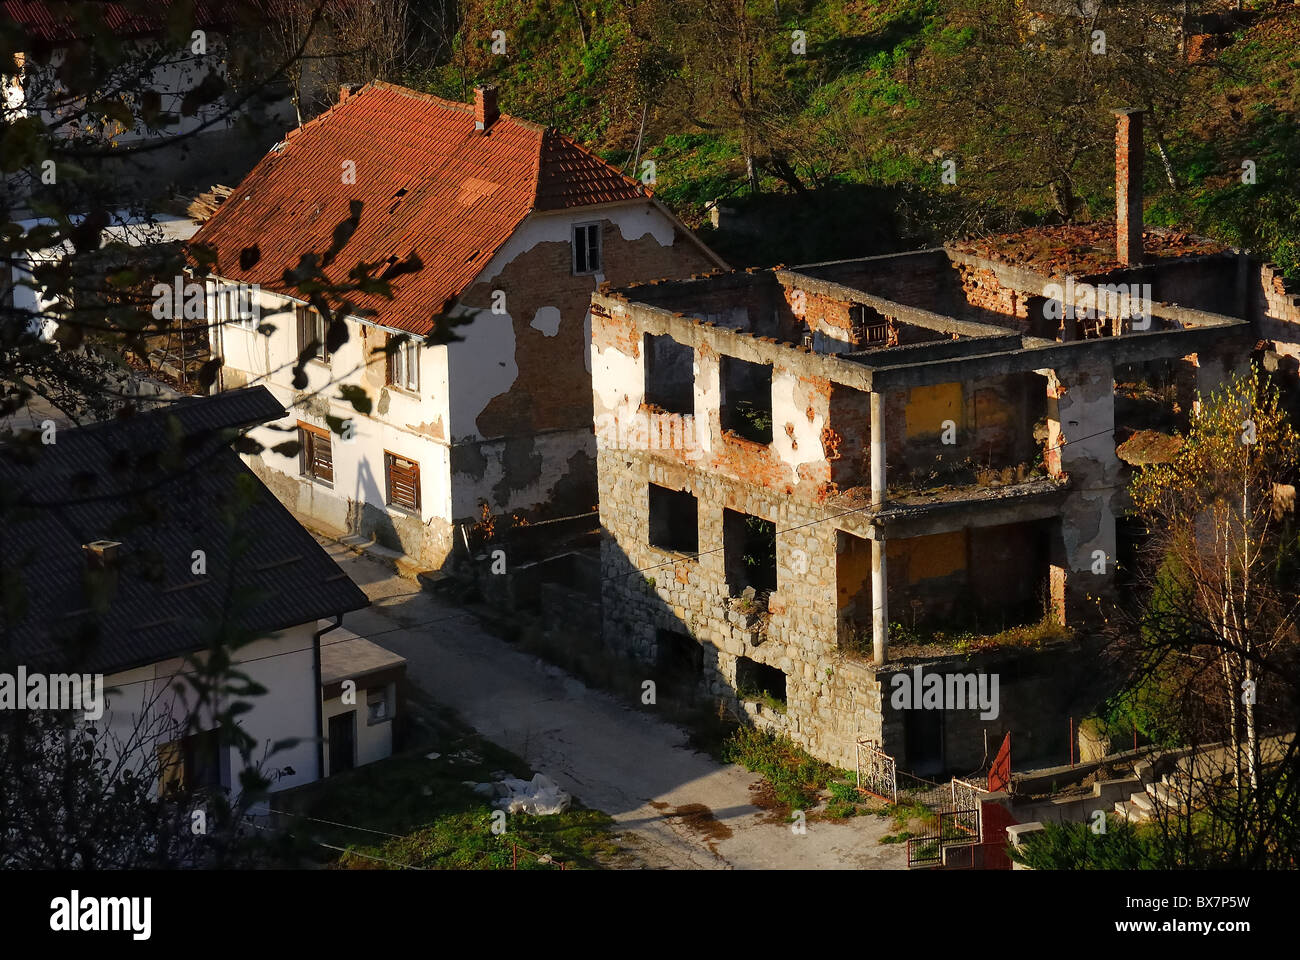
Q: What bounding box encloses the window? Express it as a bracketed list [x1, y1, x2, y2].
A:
[850, 304, 889, 345]
[366, 686, 393, 725]
[298, 421, 333, 485]
[157, 729, 224, 796]
[736, 657, 786, 710]
[572, 222, 601, 275]
[720, 356, 773, 444]
[724, 509, 777, 597]
[386, 336, 419, 392]
[384, 452, 420, 512]
[648, 483, 698, 554]
[296, 303, 329, 361]
[644, 333, 694, 414]
[214, 282, 256, 331]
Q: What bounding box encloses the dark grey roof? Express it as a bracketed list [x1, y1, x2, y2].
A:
[0, 386, 369, 674]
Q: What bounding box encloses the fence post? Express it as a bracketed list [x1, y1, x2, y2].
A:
[512, 842, 518, 870]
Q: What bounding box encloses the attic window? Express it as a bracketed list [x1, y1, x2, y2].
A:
[573, 222, 601, 275]
[378, 255, 399, 278]
[387, 188, 408, 214]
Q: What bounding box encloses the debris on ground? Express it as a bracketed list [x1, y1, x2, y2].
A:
[473, 773, 572, 815]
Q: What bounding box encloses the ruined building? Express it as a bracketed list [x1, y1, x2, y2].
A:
[592, 110, 1296, 774]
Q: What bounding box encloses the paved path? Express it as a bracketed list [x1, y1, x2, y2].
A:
[323, 539, 907, 869]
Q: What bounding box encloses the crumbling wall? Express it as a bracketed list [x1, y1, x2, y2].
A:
[885, 372, 1046, 483]
[1255, 262, 1300, 359]
[447, 205, 717, 526]
[597, 442, 890, 766]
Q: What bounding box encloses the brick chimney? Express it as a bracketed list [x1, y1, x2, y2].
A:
[474, 85, 499, 132]
[1113, 108, 1144, 266]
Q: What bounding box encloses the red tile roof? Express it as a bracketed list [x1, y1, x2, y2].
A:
[190, 81, 649, 336]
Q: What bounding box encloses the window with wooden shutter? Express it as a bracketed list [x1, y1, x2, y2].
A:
[384, 451, 420, 511]
[298, 422, 333, 485]
[296, 304, 329, 361]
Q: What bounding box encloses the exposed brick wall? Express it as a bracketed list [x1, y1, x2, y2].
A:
[459, 212, 717, 439]
[1255, 262, 1300, 359]
[955, 262, 1032, 326]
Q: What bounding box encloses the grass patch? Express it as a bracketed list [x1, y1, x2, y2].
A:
[274, 700, 623, 870]
[721, 726, 846, 811]
[736, 684, 787, 715]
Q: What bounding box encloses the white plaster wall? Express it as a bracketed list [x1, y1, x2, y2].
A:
[772, 368, 826, 484]
[211, 285, 455, 528]
[99, 622, 321, 797]
[449, 203, 684, 442]
[322, 681, 395, 771]
[445, 306, 517, 441]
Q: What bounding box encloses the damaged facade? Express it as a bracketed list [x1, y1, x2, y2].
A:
[191, 81, 723, 570]
[592, 111, 1289, 775]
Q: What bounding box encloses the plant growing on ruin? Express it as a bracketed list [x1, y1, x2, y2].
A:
[1130, 369, 1300, 790]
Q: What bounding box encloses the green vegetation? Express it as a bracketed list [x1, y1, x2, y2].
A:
[876, 798, 938, 843]
[1008, 818, 1161, 870]
[879, 611, 1070, 656]
[401, 1, 1300, 279]
[275, 704, 622, 869]
[721, 726, 847, 811]
[736, 683, 788, 715]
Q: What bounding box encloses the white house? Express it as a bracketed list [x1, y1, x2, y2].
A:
[0, 386, 377, 797]
[190, 81, 725, 571]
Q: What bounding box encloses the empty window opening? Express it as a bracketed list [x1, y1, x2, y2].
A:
[644, 333, 694, 415]
[656, 628, 703, 700]
[736, 657, 786, 709]
[572, 222, 601, 274]
[851, 303, 890, 346]
[724, 509, 777, 596]
[648, 484, 698, 554]
[720, 355, 772, 444]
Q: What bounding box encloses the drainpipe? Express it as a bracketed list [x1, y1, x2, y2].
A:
[313, 615, 343, 780]
[870, 391, 888, 666]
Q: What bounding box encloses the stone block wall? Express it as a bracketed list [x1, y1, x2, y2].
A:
[597, 444, 890, 767]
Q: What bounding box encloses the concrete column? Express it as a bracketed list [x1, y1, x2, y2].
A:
[870, 390, 886, 506]
[872, 537, 888, 666]
[1050, 365, 1120, 622]
[870, 390, 888, 664]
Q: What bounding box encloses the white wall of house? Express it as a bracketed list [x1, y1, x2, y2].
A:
[209, 283, 455, 534]
[206, 200, 702, 559]
[99, 621, 321, 796]
[322, 680, 396, 772]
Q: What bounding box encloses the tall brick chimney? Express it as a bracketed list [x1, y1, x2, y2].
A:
[1113, 108, 1144, 266]
[474, 85, 499, 133]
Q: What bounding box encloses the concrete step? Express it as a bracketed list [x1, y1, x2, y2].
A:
[1114, 799, 1140, 822]
[1129, 791, 1154, 814]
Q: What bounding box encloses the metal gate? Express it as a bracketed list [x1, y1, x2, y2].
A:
[950, 777, 986, 842]
[855, 738, 897, 804]
[905, 777, 986, 868]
